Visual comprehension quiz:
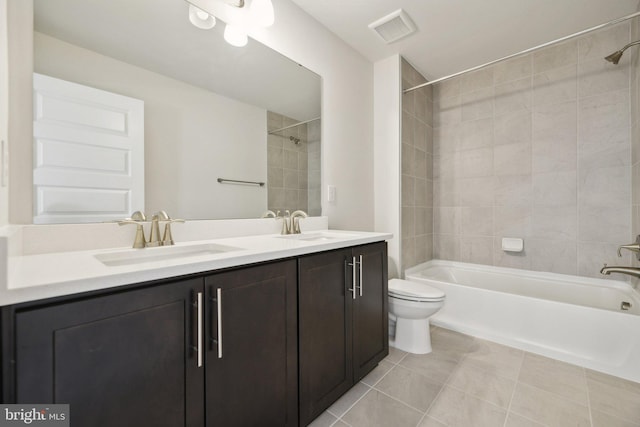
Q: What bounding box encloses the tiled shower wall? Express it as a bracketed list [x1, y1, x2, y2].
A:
[401, 59, 433, 272]
[432, 22, 633, 279]
[632, 15, 640, 284]
[267, 111, 319, 214]
[307, 119, 322, 216]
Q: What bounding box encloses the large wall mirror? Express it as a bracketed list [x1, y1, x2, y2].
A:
[28, 0, 321, 223]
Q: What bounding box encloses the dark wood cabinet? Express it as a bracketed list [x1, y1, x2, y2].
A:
[9, 259, 299, 427]
[298, 242, 388, 426]
[13, 278, 204, 427]
[3, 241, 387, 427]
[204, 260, 298, 427]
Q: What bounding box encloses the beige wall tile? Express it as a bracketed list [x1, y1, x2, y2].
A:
[493, 54, 532, 85]
[578, 57, 630, 98]
[533, 40, 578, 74]
[495, 142, 532, 176]
[494, 77, 532, 117]
[533, 63, 577, 106]
[461, 87, 493, 121]
[460, 236, 494, 265]
[495, 111, 532, 146]
[529, 239, 578, 275]
[460, 118, 494, 151]
[578, 22, 630, 63]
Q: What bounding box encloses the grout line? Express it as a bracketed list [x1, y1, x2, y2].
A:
[502, 344, 526, 427]
[584, 367, 595, 427]
[326, 385, 373, 420]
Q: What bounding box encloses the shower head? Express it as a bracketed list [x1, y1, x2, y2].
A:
[605, 50, 624, 64]
[605, 40, 640, 64]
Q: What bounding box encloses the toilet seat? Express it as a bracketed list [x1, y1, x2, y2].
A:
[388, 278, 445, 302]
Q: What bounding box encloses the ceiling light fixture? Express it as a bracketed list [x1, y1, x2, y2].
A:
[188, 4, 216, 29]
[250, 0, 274, 27]
[186, 0, 274, 47]
[224, 23, 248, 47]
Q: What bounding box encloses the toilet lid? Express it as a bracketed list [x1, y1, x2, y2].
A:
[388, 278, 445, 302]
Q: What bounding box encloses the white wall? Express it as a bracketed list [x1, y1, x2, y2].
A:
[0, 0, 8, 226]
[373, 55, 401, 278]
[191, 0, 375, 230]
[34, 32, 268, 220]
[5, 0, 32, 224]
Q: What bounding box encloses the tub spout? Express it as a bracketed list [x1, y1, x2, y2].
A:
[600, 264, 640, 278]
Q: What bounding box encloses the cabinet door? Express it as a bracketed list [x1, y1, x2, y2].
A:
[353, 242, 389, 381]
[205, 260, 298, 427]
[298, 248, 354, 427]
[14, 279, 204, 427]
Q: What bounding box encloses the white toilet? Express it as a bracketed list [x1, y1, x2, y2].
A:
[388, 278, 445, 354]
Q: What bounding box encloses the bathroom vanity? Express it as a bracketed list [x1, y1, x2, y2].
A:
[0, 229, 389, 427]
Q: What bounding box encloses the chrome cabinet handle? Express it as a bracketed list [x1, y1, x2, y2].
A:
[347, 256, 357, 299]
[358, 254, 363, 297]
[215, 288, 223, 358]
[192, 292, 203, 368]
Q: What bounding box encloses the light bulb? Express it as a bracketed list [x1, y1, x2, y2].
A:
[250, 0, 274, 27]
[188, 4, 216, 30]
[224, 23, 248, 47]
[196, 10, 209, 21]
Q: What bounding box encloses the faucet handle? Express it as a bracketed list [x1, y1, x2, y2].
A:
[617, 235, 640, 258]
[159, 213, 184, 246]
[117, 212, 147, 248]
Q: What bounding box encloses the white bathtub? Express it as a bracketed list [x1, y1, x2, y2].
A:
[405, 260, 640, 382]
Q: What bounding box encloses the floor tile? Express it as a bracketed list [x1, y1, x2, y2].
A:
[360, 360, 394, 386]
[447, 358, 516, 408]
[385, 346, 408, 364]
[327, 382, 370, 418]
[399, 349, 460, 384]
[333, 421, 350, 427]
[417, 415, 446, 427]
[374, 365, 442, 412]
[342, 389, 423, 427]
[430, 327, 476, 354]
[591, 409, 640, 427]
[510, 382, 590, 426]
[463, 339, 524, 379]
[308, 411, 338, 427]
[428, 385, 507, 427]
[518, 353, 588, 405]
[504, 413, 545, 427]
[588, 375, 640, 423]
[586, 369, 640, 394]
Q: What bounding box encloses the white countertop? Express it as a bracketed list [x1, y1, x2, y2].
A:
[2, 230, 391, 306]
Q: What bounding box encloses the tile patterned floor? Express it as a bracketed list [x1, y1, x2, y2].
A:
[308, 327, 640, 427]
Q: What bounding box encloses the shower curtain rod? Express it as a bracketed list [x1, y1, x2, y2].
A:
[268, 117, 321, 135]
[404, 10, 640, 94]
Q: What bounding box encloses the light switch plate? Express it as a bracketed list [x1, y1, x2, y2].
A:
[327, 185, 336, 203]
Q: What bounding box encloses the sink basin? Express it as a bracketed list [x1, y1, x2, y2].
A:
[95, 243, 242, 267]
[277, 231, 360, 242]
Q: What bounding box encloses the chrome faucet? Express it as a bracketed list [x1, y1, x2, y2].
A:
[262, 210, 277, 218]
[117, 211, 148, 248]
[600, 264, 640, 279]
[290, 210, 308, 234]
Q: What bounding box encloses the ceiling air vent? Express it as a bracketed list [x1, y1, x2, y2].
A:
[368, 9, 416, 44]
